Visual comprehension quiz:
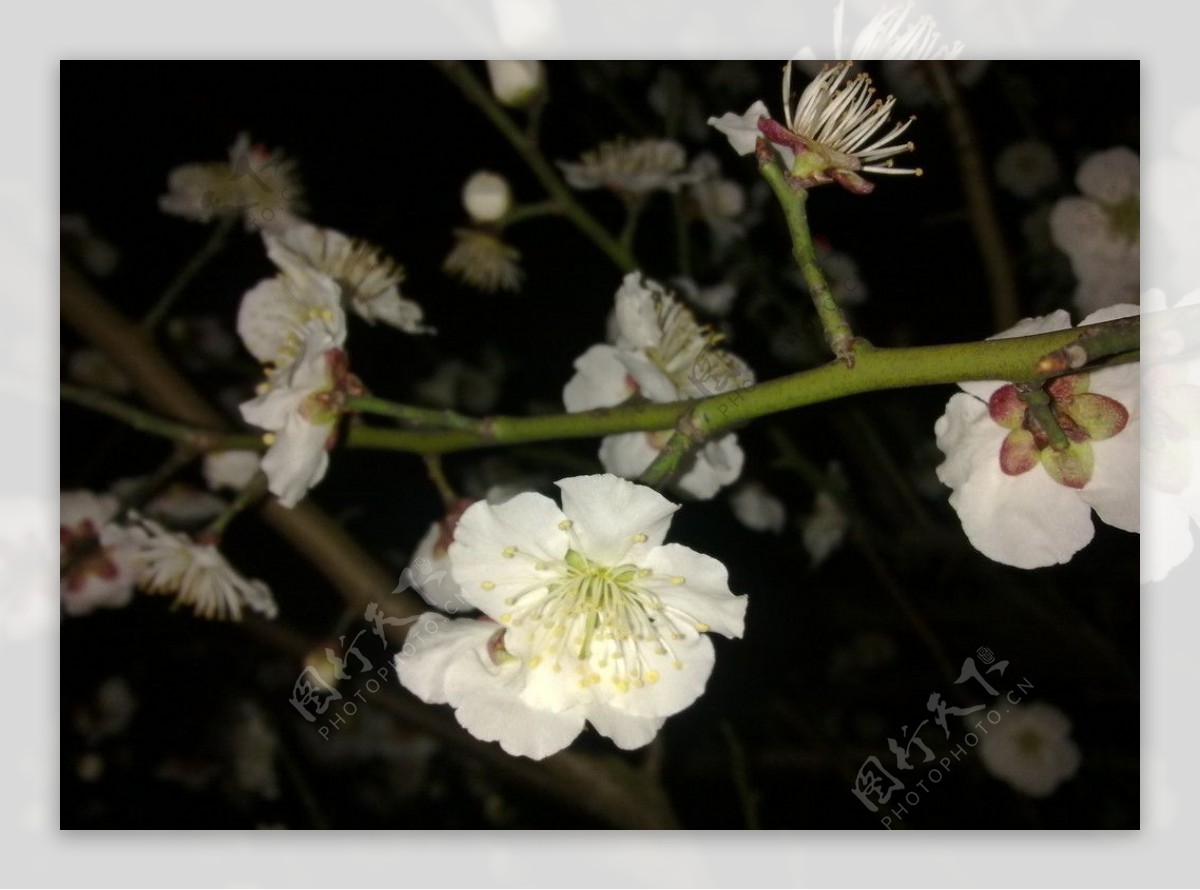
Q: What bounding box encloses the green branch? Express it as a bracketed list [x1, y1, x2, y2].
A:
[61, 383, 261, 450]
[65, 320, 1139, 461]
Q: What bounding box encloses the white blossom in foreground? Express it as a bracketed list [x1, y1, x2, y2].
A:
[486, 60, 545, 108]
[113, 515, 277, 621]
[557, 138, 699, 195]
[60, 491, 136, 616]
[563, 273, 754, 499]
[396, 474, 747, 759]
[158, 133, 303, 232]
[709, 61, 920, 195]
[240, 324, 362, 508]
[1049, 147, 1140, 314]
[934, 305, 1139, 568]
[408, 499, 476, 613]
[443, 228, 524, 293]
[976, 702, 1081, 798]
[265, 224, 432, 334]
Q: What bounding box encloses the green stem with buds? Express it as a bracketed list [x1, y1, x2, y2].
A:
[437, 61, 637, 273]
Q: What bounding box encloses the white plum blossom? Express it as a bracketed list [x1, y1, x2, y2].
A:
[709, 61, 920, 195]
[237, 235, 363, 507]
[976, 702, 1082, 798]
[396, 474, 747, 759]
[486, 60, 545, 108]
[159, 133, 303, 233]
[60, 491, 136, 616]
[408, 499, 476, 613]
[686, 154, 747, 252]
[563, 273, 754, 499]
[729, 482, 786, 534]
[934, 305, 1140, 569]
[240, 323, 361, 508]
[462, 170, 513, 223]
[557, 138, 700, 195]
[112, 515, 277, 621]
[265, 224, 431, 334]
[1049, 147, 1140, 314]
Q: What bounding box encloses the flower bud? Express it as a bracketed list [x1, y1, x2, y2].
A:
[461, 170, 513, 223]
[485, 60, 545, 108]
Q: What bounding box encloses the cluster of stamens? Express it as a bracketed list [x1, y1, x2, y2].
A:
[480, 519, 711, 693]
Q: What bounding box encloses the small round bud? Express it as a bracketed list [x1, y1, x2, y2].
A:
[485, 60, 545, 108]
[462, 170, 513, 223]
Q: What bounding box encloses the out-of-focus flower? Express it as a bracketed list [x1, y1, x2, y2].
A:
[563, 273, 754, 499]
[203, 451, 262, 493]
[730, 481, 786, 533]
[159, 133, 304, 233]
[66, 348, 131, 395]
[266, 224, 432, 334]
[934, 306, 1140, 568]
[72, 676, 138, 744]
[709, 61, 920, 195]
[60, 214, 119, 276]
[670, 276, 738, 319]
[1050, 147, 1140, 314]
[166, 316, 239, 372]
[60, 491, 136, 616]
[413, 348, 505, 415]
[443, 228, 524, 293]
[228, 700, 280, 800]
[1141, 289, 1200, 583]
[109, 478, 227, 527]
[462, 171, 514, 223]
[976, 701, 1082, 798]
[112, 514, 277, 621]
[396, 474, 747, 759]
[802, 489, 850, 565]
[557, 138, 700, 195]
[486, 60, 546, 108]
[686, 153, 747, 251]
[995, 139, 1060, 199]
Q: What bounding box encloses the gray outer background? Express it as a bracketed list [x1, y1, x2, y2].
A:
[8, 0, 1188, 885]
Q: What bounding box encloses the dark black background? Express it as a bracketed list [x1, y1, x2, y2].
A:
[61, 61, 1139, 829]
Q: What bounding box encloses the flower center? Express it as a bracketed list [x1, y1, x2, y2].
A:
[490, 529, 707, 693]
[1105, 195, 1140, 244]
[988, 374, 1129, 489]
[60, 520, 120, 593]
